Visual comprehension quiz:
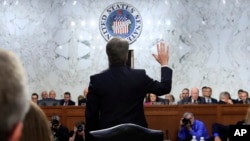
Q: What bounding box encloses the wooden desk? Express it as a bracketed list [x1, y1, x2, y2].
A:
[41, 105, 249, 141]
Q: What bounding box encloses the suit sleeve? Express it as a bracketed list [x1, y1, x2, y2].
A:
[85, 76, 99, 141]
[146, 67, 172, 96]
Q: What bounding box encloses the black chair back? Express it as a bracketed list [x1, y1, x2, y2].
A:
[90, 123, 163, 141]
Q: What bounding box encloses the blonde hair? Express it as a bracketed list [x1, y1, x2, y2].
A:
[20, 102, 53, 141]
[245, 106, 250, 125]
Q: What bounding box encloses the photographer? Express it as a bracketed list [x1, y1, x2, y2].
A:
[178, 112, 209, 141]
[51, 115, 69, 141]
[69, 121, 85, 141]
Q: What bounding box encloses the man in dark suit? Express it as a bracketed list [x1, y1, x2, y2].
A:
[238, 90, 250, 104]
[60, 92, 75, 106]
[202, 86, 218, 104]
[179, 87, 205, 104]
[232, 89, 243, 103]
[85, 37, 172, 140]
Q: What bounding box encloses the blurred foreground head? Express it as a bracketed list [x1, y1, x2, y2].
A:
[0, 49, 29, 141]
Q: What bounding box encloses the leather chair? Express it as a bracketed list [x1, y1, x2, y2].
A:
[89, 123, 163, 141]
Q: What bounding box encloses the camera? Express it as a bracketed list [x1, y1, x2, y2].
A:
[77, 124, 83, 132]
[51, 119, 59, 127]
[181, 118, 191, 127]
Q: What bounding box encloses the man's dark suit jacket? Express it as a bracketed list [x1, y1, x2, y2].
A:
[179, 96, 205, 104]
[204, 97, 218, 104]
[233, 98, 250, 104]
[85, 64, 172, 140]
[59, 99, 75, 106]
[38, 98, 60, 106]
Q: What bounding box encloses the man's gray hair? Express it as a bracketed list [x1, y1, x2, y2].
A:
[0, 49, 29, 140]
[182, 112, 194, 118]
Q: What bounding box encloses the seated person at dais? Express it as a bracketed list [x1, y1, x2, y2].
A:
[78, 88, 88, 106]
[202, 86, 218, 104]
[178, 112, 209, 141]
[238, 90, 250, 104]
[60, 91, 75, 106]
[165, 94, 175, 105]
[31, 93, 39, 104]
[144, 93, 166, 105]
[179, 87, 205, 104]
[78, 95, 86, 106]
[218, 91, 234, 104]
[41, 90, 49, 100]
[232, 89, 244, 103]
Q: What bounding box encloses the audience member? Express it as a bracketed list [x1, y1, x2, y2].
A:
[38, 90, 60, 106]
[41, 91, 49, 99]
[144, 93, 166, 105]
[69, 121, 85, 141]
[0, 49, 30, 141]
[181, 88, 190, 98]
[31, 93, 39, 104]
[177, 93, 184, 104]
[165, 94, 175, 105]
[60, 92, 75, 106]
[240, 90, 250, 104]
[218, 91, 233, 104]
[232, 89, 244, 103]
[202, 86, 218, 104]
[51, 115, 69, 141]
[49, 90, 57, 99]
[20, 102, 53, 141]
[85, 37, 172, 140]
[78, 88, 88, 106]
[179, 87, 205, 104]
[178, 112, 209, 141]
[78, 95, 86, 106]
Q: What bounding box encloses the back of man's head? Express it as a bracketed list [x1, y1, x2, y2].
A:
[106, 37, 129, 65]
[0, 49, 29, 141]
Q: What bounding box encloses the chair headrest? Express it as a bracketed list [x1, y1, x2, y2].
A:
[90, 123, 163, 141]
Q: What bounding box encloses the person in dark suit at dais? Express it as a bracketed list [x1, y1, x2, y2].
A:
[60, 92, 75, 106]
[85, 37, 173, 140]
[179, 87, 205, 104]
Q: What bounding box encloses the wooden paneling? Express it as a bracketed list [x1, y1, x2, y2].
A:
[41, 105, 250, 141]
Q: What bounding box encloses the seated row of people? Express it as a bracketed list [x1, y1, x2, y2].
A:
[178, 87, 250, 104]
[33, 86, 250, 106]
[145, 86, 250, 105]
[31, 89, 89, 106]
[144, 93, 175, 105]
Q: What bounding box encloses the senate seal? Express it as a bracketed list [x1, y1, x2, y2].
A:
[99, 2, 143, 44]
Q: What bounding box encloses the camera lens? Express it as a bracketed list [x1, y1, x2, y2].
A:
[77, 124, 83, 132]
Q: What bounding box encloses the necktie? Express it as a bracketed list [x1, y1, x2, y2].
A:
[194, 100, 197, 104]
[207, 99, 210, 103]
[64, 102, 68, 106]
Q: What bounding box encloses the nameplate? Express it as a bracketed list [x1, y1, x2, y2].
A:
[229, 125, 250, 141]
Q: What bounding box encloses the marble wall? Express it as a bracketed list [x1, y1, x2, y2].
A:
[0, 0, 250, 102]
